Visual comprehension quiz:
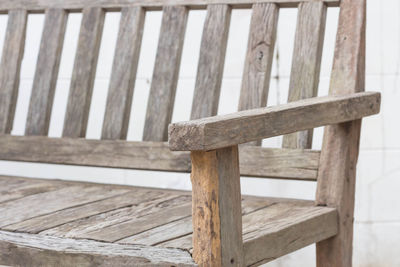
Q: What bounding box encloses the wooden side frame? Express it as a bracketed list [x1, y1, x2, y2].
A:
[315, 0, 366, 266]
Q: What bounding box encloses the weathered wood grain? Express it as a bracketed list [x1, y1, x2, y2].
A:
[243, 204, 338, 266]
[25, 9, 68, 136]
[0, 136, 191, 172]
[190, 4, 231, 120]
[3, 189, 170, 233]
[143, 6, 188, 142]
[63, 7, 105, 138]
[41, 194, 191, 239]
[238, 3, 278, 146]
[0, 179, 65, 204]
[170, 92, 380, 151]
[0, 230, 196, 266]
[0, 10, 27, 134]
[102, 7, 145, 140]
[0, 0, 340, 13]
[282, 1, 326, 149]
[120, 195, 274, 246]
[0, 185, 128, 227]
[315, 0, 367, 266]
[0, 135, 320, 180]
[191, 146, 244, 266]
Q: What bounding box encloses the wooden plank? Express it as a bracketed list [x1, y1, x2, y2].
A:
[239, 146, 319, 180]
[25, 9, 68, 136]
[102, 7, 145, 140]
[4, 189, 174, 233]
[157, 197, 336, 260]
[0, 185, 128, 227]
[41, 194, 191, 239]
[315, 0, 367, 266]
[0, 0, 340, 13]
[0, 180, 65, 204]
[0, 136, 191, 172]
[169, 92, 381, 151]
[238, 3, 278, 146]
[0, 10, 27, 134]
[143, 6, 188, 141]
[63, 7, 105, 138]
[190, 4, 231, 120]
[191, 146, 244, 266]
[282, 1, 327, 149]
[119, 195, 273, 246]
[243, 204, 338, 266]
[0, 230, 196, 266]
[0, 135, 320, 180]
[78, 202, 192, 242]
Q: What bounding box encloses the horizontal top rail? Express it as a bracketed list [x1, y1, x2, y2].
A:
[0, 0, 340, 13]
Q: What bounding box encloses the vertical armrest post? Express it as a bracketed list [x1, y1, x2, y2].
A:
[191, 145, 244, 266]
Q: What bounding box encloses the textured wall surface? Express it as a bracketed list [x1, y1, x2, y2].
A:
[0, 1, 398, 266]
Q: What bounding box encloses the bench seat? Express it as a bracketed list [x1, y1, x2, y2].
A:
[0, 175, 337, 266]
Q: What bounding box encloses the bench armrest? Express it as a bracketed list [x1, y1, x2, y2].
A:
[168, 92, 380, 151]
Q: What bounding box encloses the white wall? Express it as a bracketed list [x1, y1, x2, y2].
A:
[0, 1, 398, 266]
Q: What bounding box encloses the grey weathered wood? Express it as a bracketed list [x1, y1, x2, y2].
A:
[25, 9, 68, 136]
[0, 185, 127, 227]
[41, 194, 191, 240]
[238, 3, 278, 146]
[5, 189, 178, 233]
[0, 179, 65, 204]
[143, 6, 188, 141]
[190, 4, 231, 120]
[0, 230, 196, 266]
[0, 135, 320, 180]
[315, 0, 367, 266]
[243, 204, 338, 266]
[63, 7, 105, 138]
[282, 1, 327, 149]
[190, 146, 243, 266]
[119, 195, 273, 246]
[0, 10, 27, 134]
[239, 146, 319, 180]
[0, 136, 191, 172]
[102, 7, 145, 140]
[169, 92, 380, 151]
[0, 0, 340, 13]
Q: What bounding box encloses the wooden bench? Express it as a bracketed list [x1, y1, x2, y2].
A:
[0, 0, 379, 266]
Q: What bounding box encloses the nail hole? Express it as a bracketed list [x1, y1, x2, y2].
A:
[230, 258, 235, 264]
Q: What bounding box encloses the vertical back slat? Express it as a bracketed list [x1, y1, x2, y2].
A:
[101, 7, 145, 140]
[25, 9, 68, 136]
[0, 10, 27, 134]
[282, 2, 327, 149]
[63, 7, 105, 138]
[238, 3, 279, 145]
[190, 4, 231, 120]
[143, 6, 188, 141]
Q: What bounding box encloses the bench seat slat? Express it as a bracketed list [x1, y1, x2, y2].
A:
[0, 10, 27, 134]
[102, 7, 145, 140]
[143, 6, 188, 141]
[282, 1, 327, 149]
[25, 9, 68, 136]
[63, 7, 105, 138]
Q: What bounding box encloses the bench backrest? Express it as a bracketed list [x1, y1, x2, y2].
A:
[0, 0, 364, 181]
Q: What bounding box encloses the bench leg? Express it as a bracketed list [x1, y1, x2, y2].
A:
[190, 146, 244, 266]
